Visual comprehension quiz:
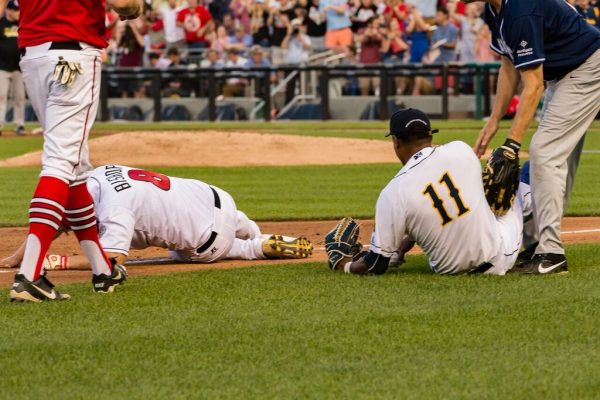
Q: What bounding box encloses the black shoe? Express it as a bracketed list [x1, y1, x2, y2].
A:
[509, 253, 568, 275]
[92, 261, 127, 293]
[514, 242, 539, 269]
[10, 274, 71, 302]
[15, 126, 25, 136]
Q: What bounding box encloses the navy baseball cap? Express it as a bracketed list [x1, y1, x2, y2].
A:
[6, 0, 19, 10]
[385, 108, 439, 139]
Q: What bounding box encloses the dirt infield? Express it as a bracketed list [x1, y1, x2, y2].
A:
[0, 217, 598, 288]
[0, 131, 401, 167]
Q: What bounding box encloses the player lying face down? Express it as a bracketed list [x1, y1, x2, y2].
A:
[1, 165, 313, 271]
[325, 108, 532, 276]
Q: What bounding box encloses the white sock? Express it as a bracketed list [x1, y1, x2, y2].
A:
[19, 234, 42, 281]
[80, 240, 112, 276]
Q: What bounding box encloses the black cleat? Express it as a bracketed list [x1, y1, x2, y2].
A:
[15, 125, 26, 136]
[92, 262, 128, 293]
[509, 253, 568, 275]
[10, 274, 71, 302]
[514, 242, 538, 269]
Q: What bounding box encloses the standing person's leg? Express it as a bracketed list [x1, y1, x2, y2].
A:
[11, 70, 26, 133]
[0, 70, 11, 133]
[11, 44, 119, 302]
[529, 50, 600, 258]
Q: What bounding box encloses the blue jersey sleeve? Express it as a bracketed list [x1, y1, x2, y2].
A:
[508, 16, 546, 69]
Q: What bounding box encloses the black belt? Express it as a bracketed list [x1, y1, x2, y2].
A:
[20, 41, 83, 57]
[196, 187, 221, 254]
[468, 262, 494, 275]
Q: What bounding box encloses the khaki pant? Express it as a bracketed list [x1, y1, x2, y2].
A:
[0, 69, 25, 129]
[528, 49, 600, 255]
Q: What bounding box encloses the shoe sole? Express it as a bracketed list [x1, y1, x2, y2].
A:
[93, 281, 125, 294]
[9, 290, 42, 303]
[9, 290, 71, 302]
[266, 235, 313, 259]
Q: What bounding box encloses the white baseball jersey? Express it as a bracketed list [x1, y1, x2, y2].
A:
[370, 141, 503, 274]
[86, 165, 216, 255]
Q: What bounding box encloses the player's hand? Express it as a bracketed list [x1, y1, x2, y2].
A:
[0, 254, 21, 269]
[473, 119, 499, 158]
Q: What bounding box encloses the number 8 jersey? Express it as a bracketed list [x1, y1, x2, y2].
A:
[86, 165, 216, 255]
[370, 141, 523, 274]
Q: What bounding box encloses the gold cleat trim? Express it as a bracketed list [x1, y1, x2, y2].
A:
[262, 235, 313, 259]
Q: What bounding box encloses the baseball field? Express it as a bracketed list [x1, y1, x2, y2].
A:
[0, 120, 599, 399]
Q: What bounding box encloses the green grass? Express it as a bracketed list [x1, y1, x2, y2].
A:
[3, 121, 599, 158]
[2, 152, 599, 226]
[0, 243, 598, 399]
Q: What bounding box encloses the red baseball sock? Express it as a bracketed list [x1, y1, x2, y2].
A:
[19, 176, 69, 281]
[65, 181, 113, 276]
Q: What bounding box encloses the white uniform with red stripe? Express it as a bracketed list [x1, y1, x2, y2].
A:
[370, 141, 530, 275]
[86, 165, 266, 262]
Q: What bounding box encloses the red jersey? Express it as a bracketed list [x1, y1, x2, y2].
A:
[18, 0, 107, 48]
[384, 3, 408, 33]
[177, 6, 212, 44]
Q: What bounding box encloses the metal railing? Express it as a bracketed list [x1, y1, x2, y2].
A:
[99, 62, 501, 122]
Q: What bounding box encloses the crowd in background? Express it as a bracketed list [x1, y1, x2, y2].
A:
[1, 0, 600, 125]
[105, 0, 600, 98]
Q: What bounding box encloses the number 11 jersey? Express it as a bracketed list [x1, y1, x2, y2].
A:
[370, 141, 502, 274]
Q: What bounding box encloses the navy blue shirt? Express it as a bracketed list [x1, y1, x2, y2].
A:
[484, 0, 600, 80]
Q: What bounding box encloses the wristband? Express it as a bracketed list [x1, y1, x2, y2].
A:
[344, 262, 352, 274]
[503, 138, 521, 152]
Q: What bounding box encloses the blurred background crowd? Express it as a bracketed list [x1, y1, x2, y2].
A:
[1, 0, 600, 127]
[101, 0, 600, 98]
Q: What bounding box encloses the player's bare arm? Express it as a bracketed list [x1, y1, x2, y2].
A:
[107, 0, 143, 20]
[474, 56, 521, 157]
[507, 65, 544, 145]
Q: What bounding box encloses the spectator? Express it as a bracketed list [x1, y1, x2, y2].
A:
[209, 0, 232, 23]
[222, 13, 236, 36]
[163, 79, 190, 98]
[320, 0, 353, 52]
[269, 0, 294, 65]
[282, 19, 312, 101]
[231, 0, 253, 34]
[0, 0, 24, 136]
[229, 25, 254, 49]
[475, 24, 495, 62]
[282, 19, 312, 64]
[383, 0, 408, 33]
[245, 45, 276, 101]
[116, 18, 147, 68]
[351, 0, 378, 33]
[223, 48, 249, 97]
[251, 0, 271, 47]
[382, 17, 408, 64]
[576, 0, 600, 28]
[305, 0, 327, 52]
[358, 17, 384, 95]
[160, 0, 186, 51]
[210, 25, 232, 57]
[167, 46, 187, 67]
[457, 3, 483, 64]
[340, 44, 360, 95]
[406, 0, 436, 22]
[405, 3, 430, 64]
[405, 4, 431, 96]
[177, 0, 214, 49]
[200, 49, 225, 68]
[430, 7, 458, 63]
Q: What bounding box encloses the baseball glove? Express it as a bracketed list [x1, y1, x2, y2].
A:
[325, 217, 363, 270]
[482, 139, 521, 216]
